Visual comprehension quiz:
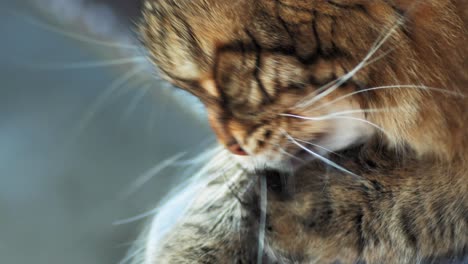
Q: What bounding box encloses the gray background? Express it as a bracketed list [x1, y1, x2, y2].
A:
[0, 1, 211, 263]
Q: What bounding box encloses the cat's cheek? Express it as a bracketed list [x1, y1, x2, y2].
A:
[296, 95, 375, 153]
[319, 117, 375, 152]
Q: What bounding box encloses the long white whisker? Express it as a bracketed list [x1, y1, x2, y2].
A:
[113, 77, 151, 98]
[118, 246, 145, 264]
[146, 87, 172, 137]
[283, 131, 360, 178]
[362, 45, 399, 68]
[282, 113, 389, 136]
[296, 20, 404, 109]
[113, 208, 160, 226]
[27, 57, 147, 70]
[311, 85, 463, 112]
[9, 10, 140, 50]
[120, 152, 187, 199]
[73, 66, 144, 139]
[281, 108, 398, 119]
[121, 84, 152, 121]
[277, 147, 304, 162]
[307, 108, 398, 118]
[172, 145, 223, 166]
[294, 138, 340, 156]
[257, 174, 267, 264]
[296, 1, 434, 112]
[265, 141, 304, 162]
[329, 116, 388, 135]
[114, 149, 229, 226]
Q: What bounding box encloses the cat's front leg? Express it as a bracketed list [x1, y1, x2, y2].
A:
[144, 169, 268, 264]
[153, 216, 249, 263]
[254, 157, 467, 264]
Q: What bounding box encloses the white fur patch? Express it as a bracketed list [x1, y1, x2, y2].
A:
[319, 112, 374, 153]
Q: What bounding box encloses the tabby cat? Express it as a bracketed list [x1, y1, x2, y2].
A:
[136, 0, 468, 263]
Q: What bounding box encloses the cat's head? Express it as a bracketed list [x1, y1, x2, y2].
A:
[140, 0, 466, 170]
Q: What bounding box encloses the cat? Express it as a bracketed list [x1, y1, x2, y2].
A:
[134, 0, 468, 263]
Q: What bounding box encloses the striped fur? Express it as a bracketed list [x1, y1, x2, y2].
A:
[135, 0, 468, 263]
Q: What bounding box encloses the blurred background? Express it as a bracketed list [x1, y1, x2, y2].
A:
[0, 0, 212, 263]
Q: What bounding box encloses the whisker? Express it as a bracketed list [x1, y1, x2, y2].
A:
[297, 0, 434, 111]
[311, 85, 464, 112]
[113, 77, 151, 98]
[73, 66, 144, 139]
[277, 147, 304, 162]
[113, 208, 160, 226]
[296, 19, 405, 109]
[257, 173, 267, 264]
[26, 57, 147, 70]
[310, 108, 398, 117]
[9, 10, 140, 50]
[293, 138, 341, 156]
[189, 149, 232, 183]
[118, 246, 145, 264]
[146, 101, 159, 137]
[282, 113, 389, 136]
[120, 152, 187, 199]
[281, 108, 399, 119]
[264, 141, 304, 163]
[114, 149, 230, 226]
[121, 84, 152, 121]
[329, 116, 389, 136]
[282, 131, 361, 178]
[172, 145, 223, 166]
[146, 86, 177, 138]
[362, 45, 399, 68]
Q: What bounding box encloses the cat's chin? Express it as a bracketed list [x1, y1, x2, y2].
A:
[231, 135, 368, 173]
[231, 154, 292, 173]
[231, 146, 325, 173]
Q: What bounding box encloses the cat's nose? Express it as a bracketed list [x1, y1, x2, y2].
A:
[226, 139, 248, 156]
[207, 109, 248, 156]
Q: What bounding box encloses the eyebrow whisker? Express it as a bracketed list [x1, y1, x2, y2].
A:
[9, 9, 140, 50]
[24, 57, 148, 70]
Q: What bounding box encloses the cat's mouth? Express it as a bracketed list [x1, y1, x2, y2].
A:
[234, 129, 374, 173]
[231, 133, 334, 172]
